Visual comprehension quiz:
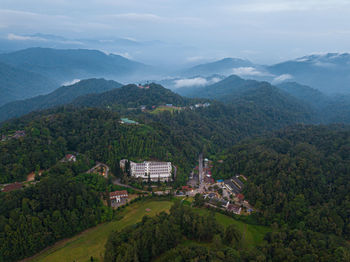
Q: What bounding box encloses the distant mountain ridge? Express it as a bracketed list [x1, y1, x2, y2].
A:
[180, 52, 350, 94]
[182, 58, 254, 77]
[178, 74, 350, 124]
[0, 47, 149, 84]
[0, 62, 58, 106]
[0, 78, 122, 122]
[268, 53, 350, 94]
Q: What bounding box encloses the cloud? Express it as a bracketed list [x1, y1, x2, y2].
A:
[232, 67, 269, 76]
[186, 56, 206, 63]
[109, 13, 162, 22]
[62, 79, 80, 86]
[174, 77, 221, 88]
[174, 77, 208, 88]
[313, 61, 336, 67]
[272, 74, 293, 83]
[228, 0, 350, 13]
[7, 33, 47, 41]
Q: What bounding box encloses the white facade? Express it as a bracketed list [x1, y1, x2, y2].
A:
[130, 161, 172, 181]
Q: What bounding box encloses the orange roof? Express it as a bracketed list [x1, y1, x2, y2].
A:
[110, 190, 128, 197]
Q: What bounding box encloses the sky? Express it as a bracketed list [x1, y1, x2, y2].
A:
[0, 0, 350, 65]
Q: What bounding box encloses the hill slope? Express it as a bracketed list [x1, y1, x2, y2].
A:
[0, 62, 58, 106]
[0, 78, 123, 122]
[213, 125, 350, 239]
[177, 75, 315, 123]
[72, 83, 192, 109]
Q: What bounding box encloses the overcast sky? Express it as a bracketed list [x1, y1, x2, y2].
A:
[0, 0, 350, 64]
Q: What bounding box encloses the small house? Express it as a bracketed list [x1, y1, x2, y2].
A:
[110, 190, 128, 203]
[65, 154, 77, 162]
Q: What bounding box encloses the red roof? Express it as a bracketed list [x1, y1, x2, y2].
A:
[182, 186, 191, 191]
[237, 194, 244, 200]
[2, 182, 23, 192]
[110, 190, 128, 197]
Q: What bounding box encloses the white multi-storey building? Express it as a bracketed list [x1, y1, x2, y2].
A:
[129, 161, 172, 181]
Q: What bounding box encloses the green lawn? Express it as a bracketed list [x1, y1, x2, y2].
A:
[29, 200, 173, 262]
[150, 106, 182, 114]
[193, 208, 270, 246]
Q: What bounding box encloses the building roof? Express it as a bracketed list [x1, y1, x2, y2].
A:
[237, 194, 244, 201]
[182, 186, 191, 191]
[110, 190, 128, 197]
[232, 176, 244, 189]
[224, 179, 241, 194]
[121, 118, 138, 124]
[2, 182, 23, 192]
[227, 204, 241, 214]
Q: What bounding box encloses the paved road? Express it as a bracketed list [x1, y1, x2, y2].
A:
[86, 162, 109, 178]
[112, 178, 150, 193]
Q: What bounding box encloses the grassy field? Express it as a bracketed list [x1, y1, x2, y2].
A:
[29, 200, 173, 262]
[27, 198, 269, 262]
[150, 106, 182, 114]
[193, 208, 270, 246]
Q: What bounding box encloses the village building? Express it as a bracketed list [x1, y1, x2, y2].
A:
[129, 161, 172, 181]
[13, 130, 26, 139]
[110, 190, 128, 204]
[213, 198, 229, 208]
[224, 176, 245, 195]
[224, 179, 241, 194]
[227, 204, 242, 215]
[120, 118, 139, 125]
[65, 154, 77, 162]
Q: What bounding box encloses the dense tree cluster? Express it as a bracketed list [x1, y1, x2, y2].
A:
[0, 107, 200, 185]
[262, 227, 350, 262]
[213, 125, 350, 239]
[0, 174, 112, 261]
[104, 202, 245, 262]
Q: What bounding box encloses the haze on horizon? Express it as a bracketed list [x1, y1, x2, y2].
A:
[0, 0, 350, 66]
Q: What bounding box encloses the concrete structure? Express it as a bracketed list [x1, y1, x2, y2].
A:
[110, 190, 128, 203]
[130, 161, 172, 181]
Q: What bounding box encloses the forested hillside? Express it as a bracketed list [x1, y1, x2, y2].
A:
[0, 80, 324, 185]
[72, 83, 193, 109]
[0, 78, 122, 122]
[104, 201, 350, 261]
[104, 202, 245, 261]
[0, 159, 113, 261]
[0, 62, 57, 106]
[213, 125, 350, 239]
[0, 107, 204, 185]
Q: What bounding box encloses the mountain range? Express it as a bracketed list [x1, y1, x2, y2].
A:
[0, 47, 153, 106]
[0, 47, 149, 83]
[0, 46, 350, 110]
[2, 74, 350, 125]
[181, 53, 350, 94]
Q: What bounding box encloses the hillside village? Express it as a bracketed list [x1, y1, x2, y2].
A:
[1, 150, 254, 216]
